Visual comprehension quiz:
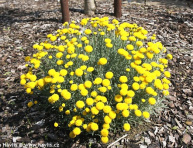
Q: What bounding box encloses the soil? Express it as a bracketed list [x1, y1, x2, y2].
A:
[0, 0, 193, 147]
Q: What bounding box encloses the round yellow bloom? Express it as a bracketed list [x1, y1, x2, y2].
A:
[91, 123, 98, 131]
[115, 95, 123, 102]
[120, 89, 128, 96]
[84, 81, 92, 88]
[122, 110, 130, 117]
[102, 79, 110, 86]
[132, 82, 140, 91]
[136, 41, 143, 47]
[143, 111, 150, 119]
[98, 58, 107, 65]
[50, 36, 57, 42]
[27, 101, 33, 108]
[70, 84, 78, 91]
[124, 97, 132, 104]
[105, 71, 113, 79]
[135, 109, 142, 117]
[126, 44, 134, 50]
[101, 136, 109, 144]
[87, 67, 94, 72]
[119, 76, 128, 83]
[103, 105, 112, 113]
[98, 87, 107, 93]
[102, 123, 110, 130]
[166, 54, 173, 60]
[75, 119, 83, 126]
[148, 97, 156, 105]
[73, 127, 81, 135]
[127, 90, 135, 98]
[81, 89, 88, 96]
[84, 29, 92, 35]
[109, 111, 116, 119]
[104, 116, 112, 124]
[85, 45, 93, 53]
[76, 100, 85, 109]
[91, 107, 99, 115]
[94, 77, 102, 85]
[101, 129, 109, 137]
[164, 71, 171, 78]
[75, 68, 83, 77]
[96, 102, 104, 110]
[123, 123, 130, 131]
[69, 131, 76, 138]
[54, 122, 58, 127]
[20, 79, 26, 85]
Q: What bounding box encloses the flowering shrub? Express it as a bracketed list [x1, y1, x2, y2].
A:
[20, 17, 172, 144]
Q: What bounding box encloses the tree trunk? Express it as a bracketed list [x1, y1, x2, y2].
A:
[84, 0, 96, 16]
[60, 0, 70, 23]
[114, 0, 122, 18]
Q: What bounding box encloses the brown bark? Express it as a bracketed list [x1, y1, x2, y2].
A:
[60, 0, 70, 23]
[84, 0, 96, 16]
[114, 0, 122, 18]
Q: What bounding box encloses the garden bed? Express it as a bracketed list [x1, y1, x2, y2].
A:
[0, 0, 193, 147]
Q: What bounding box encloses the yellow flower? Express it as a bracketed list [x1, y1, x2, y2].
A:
[115, 95, 123, 102]
[103, 105, 111, 114]
[84, 29, 92, 35]
[104, 116, 112, 124]
[96, 102, 104, 110]
[123, 123, 130, 131]
[75, 68, 83, 77]
[101, 129, 109, 137]
[127, 90, 135, 98]
[91, 91, 97, 97]
[94, 77, 102, 85]
[65, 110, 70, 115]
[70, 84, 78, 91]
[69, 132, 76, 138]
[76, 100, 85, 109]
[84, 81, 92, 88]
[73, 127, 81, 135]
[102, 79, 110, 87]
[87, 67, 94, 72]
[91, 107, 99, 115]
[103, 123, 110, 129]
[122, 110, 130, 117]
[27, 101, 33, 108]
[124, 97, 132, 104]
[105, 72, 113, 79]
[81, 89, 88, 96]
[119, 76, 128, 83]
[54, 122, 58, 127]
[101, 136, 109, 144]
[98, 87, 107, 93]
[50, 36, 57, 42]
[116, 103, 124, 111]
[143, 111, 150, 119]
[98, 58, 107, 65]
[20, 79, 26, 85]
[91, 123, 98, 131]
[166, 54, 173, 60]
[132, 82, 140, 90]
[148, 97, 156, 105]
[75, 119, 83, 126]
[164, 71, 171, 78]
[120, 89, 127, 96]
[85, 45, 93, 53]
[136, 41, 143, 47]
[134, 109, 142, 117]
[109, 111, 116, 119]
